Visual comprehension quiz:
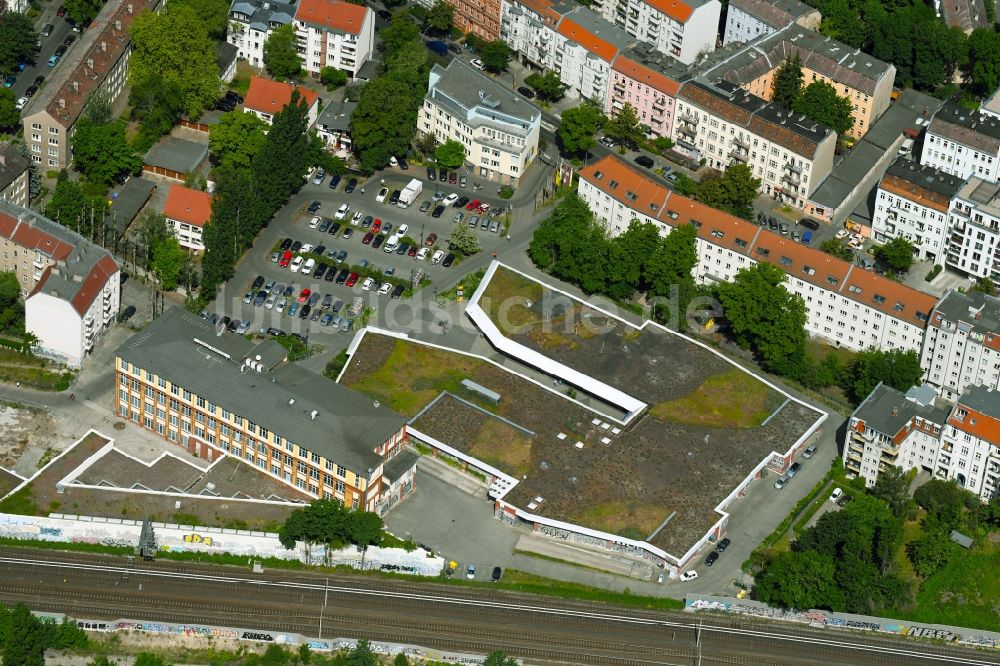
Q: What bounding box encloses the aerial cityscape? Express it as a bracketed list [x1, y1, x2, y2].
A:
[0, 0, 998, 662]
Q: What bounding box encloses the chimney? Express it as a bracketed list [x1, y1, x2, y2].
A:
[72, 274, 82, 283]
[114, 19, 121, 30]
[86, 58, 93, 68]
[127, 2, 133, 12]
[72, 82, 79, 93]
[0, 154, 4, 167]
[59, 98, 65, 109]
[891, 407, 898, 416]
[101, 41, 107, 52]
[310, 409, 318, 419]
[288, 398, 295, 406]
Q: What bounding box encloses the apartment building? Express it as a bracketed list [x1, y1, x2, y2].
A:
[163, 184, 212, 253]
[606, 44, 686, 139]
[417, 60, 541, 185]
[0, 202, 119, 367]
[722, 0, 820, 46]
[940, 385, 1000, 499]
[920, 103, 1000, 183]
[244, 76, 321, 126]
[705, 26, 895, 140]
[0, 143, 30, 209]
[499, 0, 564, 70]
[871, 159, 965, 264]
[21, 0, 156, 170]
[115, 307, 417, 514]
[921, 290, 1000, 400]
[227, 0, 297, 68]
[946, 177, 1000, 288]
[294, 0, 374, 79]
[454, 0, 503, 39]
[672, 80, 837, 209]
[578, 154, 936, 353]
[587, 0, 719, 65]
[552, 8, 635, 105]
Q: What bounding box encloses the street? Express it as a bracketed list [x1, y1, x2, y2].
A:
[9, 8, 77, 104]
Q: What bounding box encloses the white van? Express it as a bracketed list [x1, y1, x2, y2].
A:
[431, 249, 445, 264]
[384, 234, 400, 253]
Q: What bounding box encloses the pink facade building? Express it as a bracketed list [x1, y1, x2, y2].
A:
[607, 47, 685, 139]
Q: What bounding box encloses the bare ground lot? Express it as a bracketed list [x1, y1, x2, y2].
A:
[0, 432, 309, 530]
[343, 333, 819, 556]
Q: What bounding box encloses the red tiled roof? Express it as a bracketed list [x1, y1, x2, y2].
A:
[880, 173, 951, 213]
[645, 0, 693, 23]
[71, 253, 118, 315]
[163, 185, 212, 228]
[612, 56, 681, 97]
[295, 0, 367, 34]
[0, 209, 74, 260]
[579, 155, 937, 329]
[244, 77, 319, 117]
[557, 18, 618, 63]
[949, 406, 1000, 446]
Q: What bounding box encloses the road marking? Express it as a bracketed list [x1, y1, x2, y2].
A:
[2, 557, 992, 665]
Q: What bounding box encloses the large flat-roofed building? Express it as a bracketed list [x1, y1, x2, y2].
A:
[21, 0, 157, 170]
[921, 290, 1000, 400]
[0, 142, 30, 209]
[578, 154, 936, 353]
[115, 307, 416, 514]
[704, 25, 895, 140]
[946, 177, 1000, 288]
[588, 0, 720, 65]
[722, 0, 820, 46]
[227, 0, 297, 69]
[921, 103, 1000, 183]
[294, 0, 374, 78]
[417, 60, 541, 185]
[871, 159, 965, 264]
[672, 80, 837, 209]
[0, 202, 119, 366]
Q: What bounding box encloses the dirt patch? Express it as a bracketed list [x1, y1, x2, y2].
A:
[480, 266, 545, 336]
[573, 501, 672, 539]
[0, 403, 57, 471]
[651, 368, 780, 428]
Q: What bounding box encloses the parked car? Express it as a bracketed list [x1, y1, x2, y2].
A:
[787, 462, 802, 477]
[705, 551, 719, 566]
[307, 200, 321, 213]
[466, 564, 477, 579]
[362, 277, 375, 291]
[376, 187, 389, 203]
[389, 189, 401, 205]
[443, 193, 459, 206]
[119, 305, 137, 321]
[329, 174, 341, 190]
[802, 445, 817, 459]
[431, 205, 445, 218]
[335, 268, 350, 284]
[345, 178, 357, 193]
[362, 232, 374, 245]
[297, 288, 312, 303]
[491, 566, 502, 582]
[830, 487, 843, 503]
[419, 200, 431, 213]
[425, 233, 438, 246]
[371, 234, 384, 249]
[774, 475, 789, 490]
[427, 166, 436, 181]
[378, 282, 392, 295]
[312, 168, 325, 185]
[372, 219, 382, 233]
[361, 216, 373, 228]
[334, 203, 350, 220]
[517, 86, 535, 99]
[398, 157, 408, 170]
[634, 155, 654, 168]
[679, 571, 698, 581]
[442, 253, 455, 267]
[470, 58, 485, 70]
[391, 284, 405, 299]
[328, 222, 342, 236]
[715, 537, 731, 552]
[454, 196, 470, 208]
[345, 272, 359, 287]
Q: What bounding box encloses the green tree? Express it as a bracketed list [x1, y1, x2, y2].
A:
[0, 272, 23, 333]
[320, 67, 348, 90]
[694, 163, 760, 220]
[716, 262, 807, 377]
[209, 111, 269, 170]
[252, 91, 312, 219]
[970, 276, 997, 296]
[558, 105, 601, 155]
[130, 74, 186, 152]
[914, 479, 977, 525]
[604, 102, 644, 148]
[529, 195, 610, 294]
[380, 18, 421, 60]
[5, 603, 45, 666]
[871, 466, 911, 519]
[479, 40, 512, 73]
[263, 24, 302, 80]
[346, 640, 378, 666]
[967, 29, 1000, 96]
[130, 4, 220, 119]
[426, 0, 455, 32]
[524, 71, 565, 101]
[772, 54, 803, 110]
[0, 12, 38, 76]
[912, 21, 967, 92]
[754, 550, 844, 610]
[448, 223, 482, 256]
[45, 178, 107, 233]
[793, 81, 854, 136]
[348, 511, 384, 566]
[133, 652, 171, 666]
[174, 0, 231, 40]
[435, 139, 467, 169]
[840, 348, 922, 404]
[394, 654, 410, 666]
[907, 529, 959, 577]
[64, 0, 103, 25]
[72, 119, 138, 186]
[484, 651, 519, 666]
[819, 238, 853, 261]
[872, 237, 915, 274]
[646, 223, 698, 328]
[0, 88, 19, 130]
[670, 172, 697, 196]
[352, 77, 421, 171]
[152, 237, 187, 290]
[818, 0, 865, 48]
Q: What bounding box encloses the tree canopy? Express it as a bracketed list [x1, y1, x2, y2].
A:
[278, 499, 386, 564]
[772, 54, 803, 110]
[604, 102, 644, 148]
[0, 12, 38, 76]
[426, 0, 455, 32]
[448, 223, 481, 257]
[840, 347, 922, 404]
[524, 71, 565, 101]
[691, 164, 760, 221]
[480, 40, 512, 73]
[72, 118, 139, 186]
[0, 89, 20, 131]
[209, 111, 269, 170]
[557, 105, 602, 155]
[435, 139, 466, 169]
[172, 0, 231, 40]
[0, 603, 88, 666]
[129, 74, 186, 153]
[873, 236, 915, 274]
[129, 3, 220, 120]
[793, 81, 854, 136]
[264, 24, 302, 81]
[64, 0, 103, 25]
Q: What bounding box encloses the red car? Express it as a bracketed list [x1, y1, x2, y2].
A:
[345, 272, 359, 287]
[466, 199, 480, 210]
[425, 233, 438, 246]
[448, 172, 457, 184]
[372, 219, 382, 233]
[279, 250, 293, 267]
[56, 5, 67, 16]
[407, 246, 417, 257]
[297, 288, 311, 303]
[362, 232, 374, 245]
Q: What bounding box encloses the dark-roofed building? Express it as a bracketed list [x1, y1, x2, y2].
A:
[418, 59, 541, 185]
[107, 177, 158, 243]
[217, 40, 239, 83]
[703, 25, 895, 140]
[21, 0, 160, 171]
[0, 142, 30, 208]
[672, 79, 836, 209]
[227, 0, 298, 69]
[115, 307, 415, 513]
[142, 137, 209, 183]
[936, 0, 990, 33]
[921, 289, 1000, 400]
[921, 103, 1000, 183]
[315, 100, 356, 151]
[578, 154, 936, 353]
[0, 201, 119, 366]
[723, 0, 820, 46]
[871, 159, 964, 262]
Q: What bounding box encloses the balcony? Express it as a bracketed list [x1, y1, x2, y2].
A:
[678, 112, 697, 124]
[729, 145, 748, 162]
[783, 161, 802, 174]
[782, 171, 801, 187]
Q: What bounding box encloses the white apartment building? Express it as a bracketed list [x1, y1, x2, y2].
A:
[578, 154, 936, 353]
[227, 0, 297, 69]
[589, 0, 719, 64]
[722, 0, 820, 46]
[551, 9, 634, 105]
[921, 290, 1000, 400]
[845, 384, 949, 490]
[499, 0, 561, 70]
[163, 184, 212, 253]
[946, 177, 1000, 288]
[939, 386, 1000, 500]
[921, 103, 1000, 183]
[418, 60, 541, 185]
[0, 143, 30, 209]
[672, 80, 837, 210]
[0, 202, 120, 367]
[871, 160, 965, 264]
[294, 0, 374, 78]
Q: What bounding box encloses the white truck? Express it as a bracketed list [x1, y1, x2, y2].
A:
[398, 178, 422, 208]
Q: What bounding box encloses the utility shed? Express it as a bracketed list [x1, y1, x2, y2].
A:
[461, 379, 501, 405]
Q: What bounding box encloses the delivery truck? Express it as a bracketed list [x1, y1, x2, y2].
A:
[398, 178, 422, 208]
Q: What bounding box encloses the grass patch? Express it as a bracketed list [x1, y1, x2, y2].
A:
[572, 501, 669, 538]
[0, 347, 75, 391]
[0, 486, 40, 515]
[273, 334, 311, 361]
[513, 548, 616, 574]
[347, 338, 480, 417]
[440, 268, 485, 301]
[480, 266, 544, 335]
[36, 447, 58, 469]
[466, 419, 533, 478]
[491, 569, 684, 610]
[651, 368, 774, 428]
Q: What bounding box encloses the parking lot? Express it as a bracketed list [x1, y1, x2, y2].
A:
[209, 170, 513, 339]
